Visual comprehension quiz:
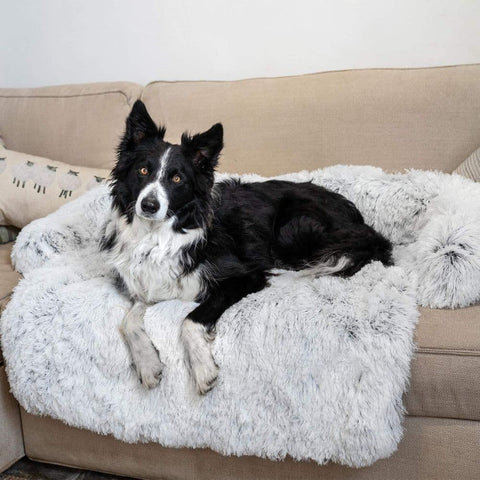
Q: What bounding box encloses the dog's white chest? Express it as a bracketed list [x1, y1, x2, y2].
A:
[108, 217, 203, 304]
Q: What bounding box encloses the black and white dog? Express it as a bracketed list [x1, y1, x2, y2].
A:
[103, 100, 392, 394]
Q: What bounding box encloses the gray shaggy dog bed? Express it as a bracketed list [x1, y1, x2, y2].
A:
[2, 165, 480, 467]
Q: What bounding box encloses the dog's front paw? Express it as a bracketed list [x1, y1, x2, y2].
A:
[134, 349, 165, 389]
[181, 318, 219, 395]
[191, 355, 219, 395]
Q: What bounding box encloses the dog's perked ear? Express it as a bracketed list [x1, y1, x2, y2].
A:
[122, 100, 166, 149]
[181, 123, 224, 172]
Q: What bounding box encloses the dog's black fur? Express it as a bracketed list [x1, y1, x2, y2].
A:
[104, 100, 393, 392]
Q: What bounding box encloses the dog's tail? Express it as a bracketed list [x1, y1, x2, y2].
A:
[297, 255, 353, 277]
[301, 224, 393, 278]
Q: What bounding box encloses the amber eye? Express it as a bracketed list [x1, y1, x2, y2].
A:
[172, 174, 181, 183]
[139, 167, 149, 176]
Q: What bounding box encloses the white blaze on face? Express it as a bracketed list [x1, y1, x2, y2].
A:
[135, 148, 171, 221]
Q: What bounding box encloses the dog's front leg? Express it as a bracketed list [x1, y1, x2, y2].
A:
[181, 316, 218, 395]
[181, 272, 268, 395]
[121, 301, 164, 388]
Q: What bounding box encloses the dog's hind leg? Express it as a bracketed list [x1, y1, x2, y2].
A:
[121, 301, 164, 388]
[181, 271, 267, 395]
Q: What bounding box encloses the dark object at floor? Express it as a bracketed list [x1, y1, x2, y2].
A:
[1, 458, 136, 480]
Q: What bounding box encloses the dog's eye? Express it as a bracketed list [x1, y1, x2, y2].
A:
[138, 167, 149, 176]
[172, 174, 182, 183]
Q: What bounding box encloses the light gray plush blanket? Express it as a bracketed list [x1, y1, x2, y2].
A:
[2, 165, 480, 468]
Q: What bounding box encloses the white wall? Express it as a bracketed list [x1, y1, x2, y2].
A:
[1, 0, 480, 88]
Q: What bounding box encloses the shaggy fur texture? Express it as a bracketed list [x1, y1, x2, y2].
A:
[12, 166, 480, 308]
[2, 250, 417, 467]
[2, 165, 480, 467]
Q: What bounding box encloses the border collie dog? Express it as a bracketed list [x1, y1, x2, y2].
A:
[103, 100, 392, 394]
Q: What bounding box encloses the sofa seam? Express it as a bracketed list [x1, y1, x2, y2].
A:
[416, 347, 480, 357]
[406, 413, 480, 423]
[0, 90, 136, 103]
[144, 63, 480, 88]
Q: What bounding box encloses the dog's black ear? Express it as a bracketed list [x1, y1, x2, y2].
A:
[122, 100, 165, 148]
[181, 123, 223, 171]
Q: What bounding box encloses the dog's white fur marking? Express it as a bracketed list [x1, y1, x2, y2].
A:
[135, 148, 171, 221]
[106, 213, 204, 304]
[298, 255, 352, 277]
[121, 301, 164, 388]
[181, 318, 219, 395]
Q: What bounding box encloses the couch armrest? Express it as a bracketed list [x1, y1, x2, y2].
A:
[0, 364, 24, 472]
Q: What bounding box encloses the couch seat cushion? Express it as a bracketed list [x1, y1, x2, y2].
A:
[405, 305, 480, 420]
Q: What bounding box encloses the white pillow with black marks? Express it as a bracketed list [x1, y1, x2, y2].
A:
[0, 143, 110, 228]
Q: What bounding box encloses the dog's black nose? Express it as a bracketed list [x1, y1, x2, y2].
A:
[141, 197, 160, 214]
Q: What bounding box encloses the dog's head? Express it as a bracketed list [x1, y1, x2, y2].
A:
[111, 100, 223, 229]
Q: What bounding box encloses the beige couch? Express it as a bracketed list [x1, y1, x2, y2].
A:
[0, 65, 479, 480]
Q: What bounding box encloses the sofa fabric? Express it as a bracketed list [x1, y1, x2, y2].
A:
[0, 82, 142, 169]
[415, 305, 480, 353]
[0, 366, 24, 472]
[1, 67, 480, 177]
[142, 65, 480, 176]
[404, 306, 480, 422]
[406, 352, 480, 420]
[20, 411, 480, 480]
[454, 146, 480, 181]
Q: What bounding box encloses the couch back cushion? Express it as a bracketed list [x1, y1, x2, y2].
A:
[142, 65, 480, 176]
[2, 66, 480, 176]
[0, 82, 142, 169]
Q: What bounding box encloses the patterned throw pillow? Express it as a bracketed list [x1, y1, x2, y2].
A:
[453, 147, 480, 181]
[0, 144, 110, 228]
